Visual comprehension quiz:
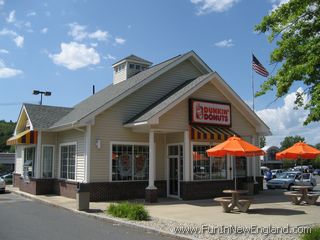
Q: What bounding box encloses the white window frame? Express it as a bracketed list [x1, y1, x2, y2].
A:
[109, 141, 149, 182]
[41, 144, 55, 178]
[166, 142, 183, 198]
[191, 141, 229, 181]
[58, 142, 77, 181]
[22, 145, 36, 179]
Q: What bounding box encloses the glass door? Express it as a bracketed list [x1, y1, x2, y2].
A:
[168, 144, 183, 197]
[169, 156, 178, 195]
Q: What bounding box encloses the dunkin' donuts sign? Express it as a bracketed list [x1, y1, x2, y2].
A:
[190, 99, 231, 126]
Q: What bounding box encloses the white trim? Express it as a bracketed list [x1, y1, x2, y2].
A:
[109, 141, 149, 182]
[183, 130, 191, 181]
[166, 143, 183, 198]
[14, 105, 34, 135]
[58, 142, 77, 181]
[35, 130, 42, 178]
[85, 125, 91, 183]
[21, 145, 36, 179]
[41, 144, 55, 178]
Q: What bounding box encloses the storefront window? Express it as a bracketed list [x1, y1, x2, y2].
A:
[193, 145, 227, 180]
[193, 145, 210, 180]
[23, 147, 36, 179]
[211, 157, 227, 179]
[235, 156, 247, 177]
[112, 144, 149, 181]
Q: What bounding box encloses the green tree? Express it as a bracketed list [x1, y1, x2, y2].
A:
[0, 120, 16, 152]
[280, 135, 305, 151]
[259, 136, 266, 148]
[255, 0, 320, 125]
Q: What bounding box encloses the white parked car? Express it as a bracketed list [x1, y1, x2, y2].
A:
[0, 177, 5, 193]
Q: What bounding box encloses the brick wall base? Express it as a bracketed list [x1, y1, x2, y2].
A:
[180, 177, 258, 200]
[11, 176, 262, 201]
[88, 180, 166, 201]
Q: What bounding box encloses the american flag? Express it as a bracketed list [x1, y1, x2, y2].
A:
[252, 54, 269, 77]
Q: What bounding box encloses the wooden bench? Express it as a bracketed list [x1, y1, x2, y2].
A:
[284, 191, 303, 205]
[306, 192, 320, 205]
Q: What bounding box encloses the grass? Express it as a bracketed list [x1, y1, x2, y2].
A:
[107, 202, 150, 221]
[300, 226, 320, 240]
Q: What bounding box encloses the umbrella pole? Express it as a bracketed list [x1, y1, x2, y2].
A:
[234, 156, 237, 190]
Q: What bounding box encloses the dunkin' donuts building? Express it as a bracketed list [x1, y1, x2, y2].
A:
[8, 51, 270, 202]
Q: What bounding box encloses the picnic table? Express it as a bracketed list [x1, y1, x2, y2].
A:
[214, 189, 251, 213]
[284, 185, 320, 205]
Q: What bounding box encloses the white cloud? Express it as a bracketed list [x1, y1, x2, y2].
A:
[214, 39, 234, 48]
[14, 35, 24, 48]
[191, 0, 240, 15]
[49, 42, 100, 70]
[68, 22, 87, 41]
[256, 88, 320, 146]
[27, 11, 36, 17]
[104, 54, 116, 60]
[0, 28, 16, 37]
[88, 30, 109, 41]
[68, 22, 109, 42]
[0, 49, 9, 54]
[0, 60, 23, 78]
[0, 0, 5, 6]
[115, 37, 126, 45]
[270, 0, 289, 11]
[41, 27, 48, 34]
[0, 28, 24, 48]
[6, 10, 16, 23]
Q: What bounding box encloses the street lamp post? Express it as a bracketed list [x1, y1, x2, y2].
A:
[33, 90, 51, 105]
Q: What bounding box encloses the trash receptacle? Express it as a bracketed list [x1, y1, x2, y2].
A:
[253, 182, 260, 194]
[243, 182, 254, 195]
[76, 183, 90, 211]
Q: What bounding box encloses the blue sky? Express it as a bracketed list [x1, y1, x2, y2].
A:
[0, 0, 318, 146]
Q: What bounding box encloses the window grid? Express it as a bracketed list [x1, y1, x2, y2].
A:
[112, 144, 149, 181]
[60, 144, 76, 180]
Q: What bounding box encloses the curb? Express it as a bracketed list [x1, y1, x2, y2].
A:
[9, 188, 195, 240]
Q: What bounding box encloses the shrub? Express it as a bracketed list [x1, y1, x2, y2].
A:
[107, 202, 149, 221]
[301, 226, 320, 240]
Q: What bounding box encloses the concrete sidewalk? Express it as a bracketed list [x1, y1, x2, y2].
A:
[7, 185, 320, 228]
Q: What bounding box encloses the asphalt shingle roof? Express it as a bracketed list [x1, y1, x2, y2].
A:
[51, 53, 185, 128]
[126, 72, 214, 124]
[24, 104, 73, 129]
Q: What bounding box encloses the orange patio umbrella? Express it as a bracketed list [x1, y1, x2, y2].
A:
[276, 141, 320, 160]
[206, 136, 265, 189]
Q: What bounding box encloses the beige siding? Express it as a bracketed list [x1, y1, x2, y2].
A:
[90, 60, 203, 182]
[15, 145, 23, 174]
[55, 129, 85, 181]
[41, 132, 56, 145]
[166, 133, 184, 144]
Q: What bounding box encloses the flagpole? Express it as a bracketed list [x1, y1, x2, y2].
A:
[251, 52, 255, 111]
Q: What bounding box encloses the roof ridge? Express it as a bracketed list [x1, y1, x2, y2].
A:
[24, 103, 73, 109]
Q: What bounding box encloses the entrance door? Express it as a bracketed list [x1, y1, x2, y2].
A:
[168, 145, 183, 197]
[169, 156, 178, 195]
